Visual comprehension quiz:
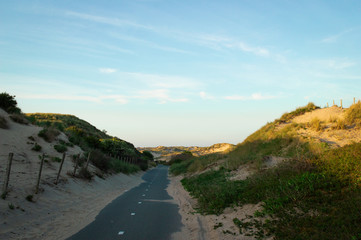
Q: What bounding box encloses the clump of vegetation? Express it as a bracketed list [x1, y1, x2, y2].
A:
[38, 127, 60, 142]
[110, 158, 140, 174]
[10, 114, 29, 125]
[345, 101, 361, 126]
[28, 136, 35, 141]
[25, 195, 33, 202]
[0, 116, 8, 129]
[54, 144, 67, 153]
[332, 118, 346, 130]
[0, 92, 21, 114]
[77, 167, 93, 180]
[31, 143, 42, 151]
[276, 102, 319, 124]
[170, 158, 195, 175]
[51, 156, 62, 162]
[309, 117, 323, 131]
[8, 203, 15, 210]
[89, 149, 111, 172]
[168, 151, 194, 165]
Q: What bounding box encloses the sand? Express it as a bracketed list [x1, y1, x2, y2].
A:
[292, 106, 361, 147]
[0, 109, 144, 239]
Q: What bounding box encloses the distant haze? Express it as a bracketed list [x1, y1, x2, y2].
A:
[1, 1, 361, 147]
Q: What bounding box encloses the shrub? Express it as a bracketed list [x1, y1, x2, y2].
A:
[309, 118, 323, 131]
[32, 143, 42, 152]
[10, 114, 29, 125]
[333, 119, 346, 130]
[38, 127, 60, 142]
[54, 144, 67, 153]
[110, 158, 140, 174]
[0, 116, 8, 129]
[25, 195, 33, 202]
[8, 203, 15, 210]
[77, 167, 93, 180]
[0, 92, 21, 113]
[169, 151, 194, 165]
[51, 156, 62, 162]
[90, 149, 111, 172]
[345, 102, 361, 125]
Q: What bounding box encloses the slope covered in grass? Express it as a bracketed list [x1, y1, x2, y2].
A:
[171, 102, 361, 239]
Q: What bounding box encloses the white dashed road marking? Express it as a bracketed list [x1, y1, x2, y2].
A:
[118, 231, 125, 235]
[131, 213, 136, 216]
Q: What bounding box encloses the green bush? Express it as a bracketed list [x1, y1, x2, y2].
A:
[170, 158, 194, 175]
[32, 143, 42, 151]
[54, 144, 67, 153]
[0, 92, 21, 113]
[110, 158, 140, 174]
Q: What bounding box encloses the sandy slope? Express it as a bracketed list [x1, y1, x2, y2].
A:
[292, 106, 361, 147]
[0, 109, 144, 239]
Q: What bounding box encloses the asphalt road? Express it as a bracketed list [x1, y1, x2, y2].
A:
[67, 165, 183, 240]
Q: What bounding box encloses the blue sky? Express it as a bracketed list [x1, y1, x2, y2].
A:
[1, 0, 361, 147]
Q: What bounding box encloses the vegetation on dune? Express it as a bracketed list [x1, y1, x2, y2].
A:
[345, 101, 361, 127]
[0, 115, 8, 129]
[27, 112, 151, 172]
[0, 92, 22, 114]
[276, 102, 318, 124]
[173, 103, 361, 239]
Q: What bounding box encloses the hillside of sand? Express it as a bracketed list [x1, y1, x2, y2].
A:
[0, 108, 144, 239]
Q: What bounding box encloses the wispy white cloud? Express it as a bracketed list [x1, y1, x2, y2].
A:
[321, 28, 353, 43]
[99, 68, 117, 74]
[18, 94, 128, 104]
[199, 91, 214, 100]
[225, 93, 277, 101]
[134, 89, 188, 104]
[109, 33, 193, 54]
[308, 58, 356, 70]
[65, 11, 153, 30]
[120, 72, 201, 89]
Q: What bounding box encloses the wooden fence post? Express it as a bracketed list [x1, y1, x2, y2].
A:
[327, 102, 329, 108]
[341, 99, 343, 109]
[55, 152, 66, 185]
[333, 100, 335, 106]
[2, 153, 14, 198]
[354, 97, 356, 104]
[73, 154, 79, 176]
[35, 154, 45, 194]
[85, 152, 91, 170]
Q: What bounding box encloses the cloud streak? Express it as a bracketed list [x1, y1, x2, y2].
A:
[65, 11, 153, 30]
[225, 93, 278, 101]
[99, 68, 117, 74]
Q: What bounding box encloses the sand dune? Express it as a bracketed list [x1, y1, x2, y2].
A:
[0, 109, 144, 239]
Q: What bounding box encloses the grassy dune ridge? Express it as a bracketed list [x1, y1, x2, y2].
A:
[171, 102, 361, 240]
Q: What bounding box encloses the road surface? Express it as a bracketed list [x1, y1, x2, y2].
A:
[67, 165, 183, 240]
